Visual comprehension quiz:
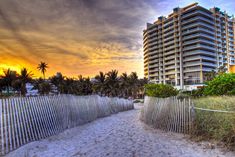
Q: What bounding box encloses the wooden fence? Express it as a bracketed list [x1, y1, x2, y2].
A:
[141, 96, 194, 134]
[0, 95, 133, 155]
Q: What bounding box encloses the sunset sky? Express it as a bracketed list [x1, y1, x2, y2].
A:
[0, 0, 235, 78]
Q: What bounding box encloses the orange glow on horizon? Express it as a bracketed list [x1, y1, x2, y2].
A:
[0, 62, 144, 79]
[0, 64, 21, 74]
[0, 63, 41, 78]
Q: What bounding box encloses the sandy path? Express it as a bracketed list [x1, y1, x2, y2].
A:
[6, 104, 234, 157]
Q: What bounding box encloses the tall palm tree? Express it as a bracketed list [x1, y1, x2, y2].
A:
[129, 72, 139, 98]
[106, 70, 119, 96]
[0, 69, 17, 94]
[18, 68, 33, 96]
[82, 77, 93, 95]
[50, 72, 65, 93]
[120, 72, 130, 98]
[38, 82, 51, 95]
[93, 72, 106, 96]
[139, 77, 148, 98]
[37, 62, 48, 79]
[64, 77, 76, 94]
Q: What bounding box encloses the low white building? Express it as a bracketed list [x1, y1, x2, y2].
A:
[26, 83, 39, 96]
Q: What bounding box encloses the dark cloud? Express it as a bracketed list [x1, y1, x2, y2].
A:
[0, 7, 42, 58]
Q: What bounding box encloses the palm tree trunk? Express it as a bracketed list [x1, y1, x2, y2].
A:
[7, 85, 10, 95]
[21, 83, 26, 96]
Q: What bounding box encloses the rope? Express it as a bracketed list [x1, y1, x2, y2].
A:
[194, 107, 235, 114]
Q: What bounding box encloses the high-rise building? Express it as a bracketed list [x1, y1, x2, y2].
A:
[143, 3, 235, 90]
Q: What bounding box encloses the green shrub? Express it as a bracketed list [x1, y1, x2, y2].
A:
[177, 92, 190, 100]
[191, 87, 205, 97]
[203, 73, 235, 96]
[192, 97, 235, 149]
[144, 84, 178, 98]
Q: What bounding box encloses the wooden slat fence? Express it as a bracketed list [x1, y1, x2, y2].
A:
[0, 95, 133, 155]
[141, 96, 194, 134]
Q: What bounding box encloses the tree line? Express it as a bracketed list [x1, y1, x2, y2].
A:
[0, 62, 147, 98]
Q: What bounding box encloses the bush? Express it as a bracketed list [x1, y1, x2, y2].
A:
[192, 97, 235, 149]
[191, 87, 205, 97]
[144, 84, 178, 98]
[203, 73, 235, 96]
[177, 92, 190, 100]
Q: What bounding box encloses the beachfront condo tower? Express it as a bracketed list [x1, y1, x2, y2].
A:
[143, 3, 235, 90]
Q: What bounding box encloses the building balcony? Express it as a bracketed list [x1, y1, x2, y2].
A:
[165, 65, 175, 70]
[164, 45, 175, 52]
[147, 51, 159, 56]
[149, 64, 159, 68]
[165, 60, 176, 65]
[148, 41, 158, 47]
[148, 46, 158, 51]
[164, 39, 179, 47]
[165, 70, 176, 75]
[148, 37, 158, 43]
[183, 39, 215, 46]
[182, 15, 214, 26]
[184, 61, 201, 67]
[165, 55, 175, 60]
[202, 62, 217, 67]
[182, 21, 213, 31]
[163, 20, 174, 28]
[182, 27, 214, 37]
[163, 35, 174, 42]
[163, 25, 174, 33]
[184, 67, 215, 73]
[148, 59, 159, 64]
[147, 27, 158, 34]
[164, 50, 176, 56]
[183, 44, 216, 53]
[182, 10, 213, 20]
[201, 56, 217, 62]
[184, 55, 201, 62]
[149, 73, 159, 77]
[182, 33, 215, 41]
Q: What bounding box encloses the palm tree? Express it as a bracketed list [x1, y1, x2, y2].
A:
[81, 77, 93, 95]
[120, 72, 130, 98]
[139, 78, 148, 98]
[0, 69, 17, 94]
[18, 68, 33, 96]
[38, 82, 51, 95]
[50, 72, 65, 93]
[129, 72, 139, 98]
[93, 72, 106, 96]
[0, 78, 4, 94]
[37, 62, 48, 79]
[105, 70, 119, 96]
[204, 65, 227, 81]
[33, 77, 51, 95]
[64, 77, 76, 94]
[76, 75, 92, 95]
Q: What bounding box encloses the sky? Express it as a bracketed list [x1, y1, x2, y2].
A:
[0, 0, 235, 78]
